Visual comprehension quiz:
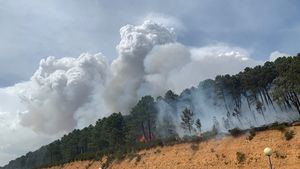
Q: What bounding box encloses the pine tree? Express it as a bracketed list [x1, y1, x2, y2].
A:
[195, 118, 202, 133]
[180, 108, 195, 134]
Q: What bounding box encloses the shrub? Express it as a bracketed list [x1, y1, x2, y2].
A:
[202, 130, 218, 140]
[246, 130, 256, 140]
[284, 130, 295, 140]
[236, 152, 246, 164]
[182, 135, 201, 143]
[270, 122, 287, 132]
[127, 152, 138, 161]
[253, 125, 269, 132]
[274, 151, 287, 159]
[101, 156, 114, 169]
[135, 154, 141, 163]
[228, 128, 243, 137]
[160, 136, 179, 146]
[190, 144, 199, 151]
[154, 149, 161, 154]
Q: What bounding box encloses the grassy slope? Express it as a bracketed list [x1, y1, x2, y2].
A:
[44, 125, 300, 169]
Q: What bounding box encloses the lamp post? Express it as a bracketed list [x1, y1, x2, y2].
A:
[264, 147, 273, 169]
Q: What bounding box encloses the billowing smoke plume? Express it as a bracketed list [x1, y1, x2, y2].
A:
[9, 20, 273, 134]
[20, 53, 108, 134]
[105, 21, 176, 113]
[140, 43, 191, 96]
[141, 43, 261, 95]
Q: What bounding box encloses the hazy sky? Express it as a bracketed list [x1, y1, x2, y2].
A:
[0, 0, 300, 166]
[0, 0, 299, 87]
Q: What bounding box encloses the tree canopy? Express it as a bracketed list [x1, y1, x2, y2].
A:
[2, 54, 300, 169]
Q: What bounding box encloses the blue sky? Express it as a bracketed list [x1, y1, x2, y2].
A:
[0, 0, 299, 87]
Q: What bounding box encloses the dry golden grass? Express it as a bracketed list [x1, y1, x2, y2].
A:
[44, 126, 300, 169]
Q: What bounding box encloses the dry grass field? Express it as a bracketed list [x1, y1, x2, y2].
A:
[44, 125, 300, 169]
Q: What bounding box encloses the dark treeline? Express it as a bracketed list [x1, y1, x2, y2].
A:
[1, 54, 300, 169]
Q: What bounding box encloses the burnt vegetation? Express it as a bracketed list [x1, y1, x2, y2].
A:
[1, 55, 300, 169]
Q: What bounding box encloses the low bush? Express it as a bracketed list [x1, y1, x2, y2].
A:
[284, 130, 295, 140]
[182, 135, 202, 143]
[253, 125, 269, 132]
[236, 152, 246, 164]
[274, 151, 287, 159]
[246, 130, 256, 140]
[228, 128, 243, 137]
[154, 149, 161, 154]
[127, 152, 138, 161]
[202, 130, 218, 140]
[190, 144, 199, 151]
[135, 154, 141, 163]
[270, 122, 287, 132]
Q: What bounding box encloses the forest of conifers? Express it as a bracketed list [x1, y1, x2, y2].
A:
[1, 54, 300, 169]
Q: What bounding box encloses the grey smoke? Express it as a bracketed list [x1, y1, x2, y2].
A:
[142, 43, 261, 95]
[104, 20, 176, 113]
[9, 20, 278, 135]
[20, 53, 108, 134]
[155, 85, 300, 137]
[140, 43, 191, 97]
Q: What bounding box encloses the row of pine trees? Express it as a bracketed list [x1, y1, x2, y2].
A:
[2, 54, 300, 169]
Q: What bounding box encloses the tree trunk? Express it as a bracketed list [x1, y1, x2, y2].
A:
[245, 95, 252, 111]
[264, 88, 277, 112]
[147, 117, 152, 141]
[264, 88, 274, 106]
[284, 94, 292, 108]
[141, 122, 148, 142]
[262, 90, 269, 105]
[290, 91, 300, 115]
[292, 91, 300, 107]
[222, 89, 230, 113]
[259, 91, 265, 104]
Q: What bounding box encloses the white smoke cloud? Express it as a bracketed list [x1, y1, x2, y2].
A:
[0, 86, 58, 166]
[141, 13, 185, 31]
[140, 43, 262, 95]
[140, 43, 191, 96]
[0, 20, 283, 165]
[2, 21, 265, 135]
[7, 21, 265, 134]
[170, 44, 262, 92]
[20, 53, 108, 134]
[104, 20, 176, 113]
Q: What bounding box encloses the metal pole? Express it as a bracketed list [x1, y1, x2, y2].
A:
[268, 155, 272, 169]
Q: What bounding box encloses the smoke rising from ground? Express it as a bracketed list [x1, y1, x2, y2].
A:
[105, 20, 176, 113]
[155, 85, 299, 138]
[0, 20, 298, 165]
[142, 43, 261, 95]
[0, 20, 285, 136]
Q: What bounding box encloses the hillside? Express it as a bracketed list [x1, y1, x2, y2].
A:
[44, 125, 300, 169]
[2, 55, 300, 169]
